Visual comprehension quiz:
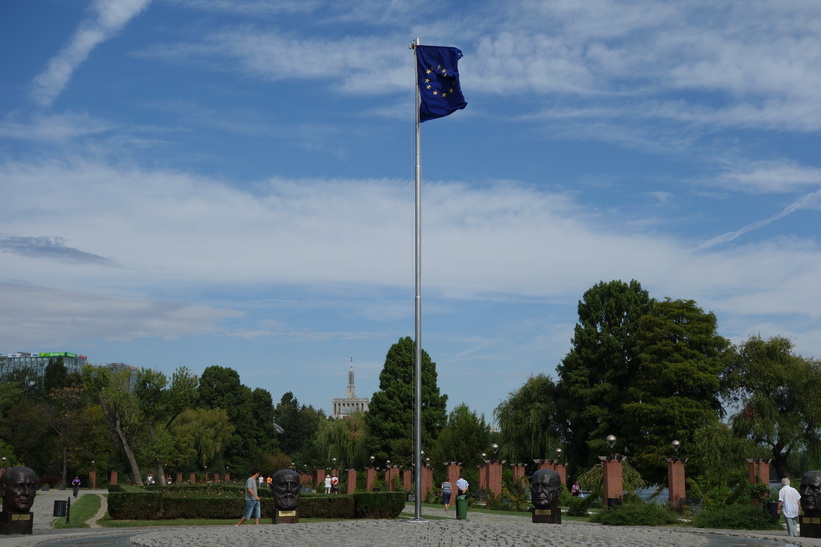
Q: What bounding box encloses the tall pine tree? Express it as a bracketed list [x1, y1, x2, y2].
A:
[365, 337, 447, 465]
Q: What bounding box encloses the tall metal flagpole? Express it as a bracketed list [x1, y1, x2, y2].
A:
[410, 36, 424, 522]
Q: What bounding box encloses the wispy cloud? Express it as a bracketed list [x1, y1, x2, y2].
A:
[696, 188, 821, 251]
[30, 0, 152, 107]
[0, 235, 114, 265]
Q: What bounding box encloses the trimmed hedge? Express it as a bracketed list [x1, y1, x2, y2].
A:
[107, 486, 404, 520]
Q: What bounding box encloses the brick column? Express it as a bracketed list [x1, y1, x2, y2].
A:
[553, 463, 567, 487]
[189, 472, 195, 483]
[366, 467, 376, 491]
[347, 469, 357, 494]
[90, 470, 98, 489]
[316, 469, 326, 489]
[224, 473, 230, 482]
[403, 469, 412, 491]
[511, 463, 526, 485]
[487, 460, 504, 497]
[667, 458, 687, 506]
[213, 473, 220, 483]
[422, 465, 432, 498]
[478, 463, 488, 491]
[746, 459, 771, 485]
[600, 456, 624, 504]
[107, 470, 115, 486]
[533, 459, 552, 470]
[446, 462, 461, 506]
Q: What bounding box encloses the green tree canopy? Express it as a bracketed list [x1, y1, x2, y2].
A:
[556, 279, 652, 473]
[494, 374, 560, 463]
[431, 403, 491, 472]
[365, 336, 448, 465]
[622, 298, 728, 483]
[722, 335, 821, 478]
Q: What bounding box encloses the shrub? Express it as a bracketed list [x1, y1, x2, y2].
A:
[590, 497, 680, 526]
[352, 492, 406, 518]
[691, 503, 782, 530]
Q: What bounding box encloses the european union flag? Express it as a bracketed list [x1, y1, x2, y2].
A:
[416, 45, 467, 122]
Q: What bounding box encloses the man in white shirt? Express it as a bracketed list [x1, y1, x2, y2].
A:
[778, 477, 802, 537]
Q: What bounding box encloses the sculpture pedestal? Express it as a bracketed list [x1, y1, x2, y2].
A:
[800, 516, 821, 538]
[273, 509, 299, 524]
[532, 507, 561, 524]
[0, 512, 33, 535]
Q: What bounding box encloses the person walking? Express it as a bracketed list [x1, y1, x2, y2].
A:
[324, 474, 332, 494]
[236, 469, 261, 526]
[777, 477, 802, 537]
[441, 479, 453, 511]
[71, 476, 81, 498]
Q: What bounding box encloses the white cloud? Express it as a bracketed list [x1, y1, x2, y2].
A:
[30, 0, 152, 107]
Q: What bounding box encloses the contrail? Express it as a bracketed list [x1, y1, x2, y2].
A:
[696, 187, 821, 251]
[31, 0, 152, 108]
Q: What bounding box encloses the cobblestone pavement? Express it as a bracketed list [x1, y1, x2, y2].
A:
[4, 491, 821, 547]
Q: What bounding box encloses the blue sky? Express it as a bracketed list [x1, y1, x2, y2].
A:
[2, 0, 821, 424]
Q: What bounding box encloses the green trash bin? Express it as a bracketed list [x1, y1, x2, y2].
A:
[455, 494, 468, 520]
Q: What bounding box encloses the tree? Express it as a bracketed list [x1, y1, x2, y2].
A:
[431, 404, 491, 472]
[273, 392, 323, 456]
[494, 374, 561, 463]
[82, 365, 145, 485]
[171, 407, 234, 468]
[622, 298, 729, 483]
[722, 335, 821, 479]
[556, 280, 652, 473]
[365, 337, 448, 465]
[198, 366, 274, 474]
[43, 387, 89, 485]
[134, 367, 199, 485]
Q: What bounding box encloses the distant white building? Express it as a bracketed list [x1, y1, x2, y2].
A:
[331, 365, 369, 419]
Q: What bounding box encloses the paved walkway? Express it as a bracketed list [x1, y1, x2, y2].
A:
[2, 489, 820, 547]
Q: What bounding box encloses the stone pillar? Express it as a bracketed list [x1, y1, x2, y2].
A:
[90, 470, 97, 489]
[107, 470, 115, 486]
[600, 456, 624, 505]
[316, 469, 326, 489]
[667, 458, 687, 506]
[366, 467, 376, 491]
[347, 469, 357, 494]
[511, 463, 526, 485]
[403, 469, 412, 491]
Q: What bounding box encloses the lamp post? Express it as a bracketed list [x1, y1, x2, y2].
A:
[605, 435, 617, 459]
[554, 447, 563, 464]
[491, 443, 499, 460]
[671, 439, 681, 459]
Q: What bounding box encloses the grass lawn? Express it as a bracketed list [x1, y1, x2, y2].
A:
[52, 494, 102, 529]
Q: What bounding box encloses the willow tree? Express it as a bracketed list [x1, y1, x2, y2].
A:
[722, 335, 821, 478]
[494, 374, 560, 463]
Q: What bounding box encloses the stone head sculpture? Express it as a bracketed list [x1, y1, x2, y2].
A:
[272, 469, 301, 510]
[800, 470, 821, 517]
[0, 466, 38, 513]
[531, 468, 561, 509]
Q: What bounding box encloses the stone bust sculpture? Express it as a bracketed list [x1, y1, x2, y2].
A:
[800, 470, 821, 517]
[271, 469, 300, 510]
[531, 468, 561, 509]
[0, 466, 38, 513]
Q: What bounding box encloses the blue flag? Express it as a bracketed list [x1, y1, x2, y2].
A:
[416, 45, 467, 122]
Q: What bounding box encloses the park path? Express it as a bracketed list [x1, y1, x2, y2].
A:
[85, 493, 108, 528]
